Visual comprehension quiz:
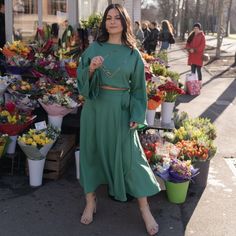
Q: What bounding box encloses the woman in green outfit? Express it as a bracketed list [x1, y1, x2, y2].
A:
[77, 4, 160, 235]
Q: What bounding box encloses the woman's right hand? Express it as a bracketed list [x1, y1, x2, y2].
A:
[89, 56, 104, 73]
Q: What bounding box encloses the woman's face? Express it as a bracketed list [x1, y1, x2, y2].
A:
[194, 27, 200, 34]
[105, 8, 123, 36]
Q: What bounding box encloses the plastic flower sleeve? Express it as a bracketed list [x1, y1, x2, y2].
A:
[18, 140, 56, 160]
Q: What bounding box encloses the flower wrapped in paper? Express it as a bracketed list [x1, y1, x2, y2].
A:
[0, 102, 36, 136]
[0, 76, 11, 103]
[146, 80, 164, 110]
[39, 93, 79, 129]
[1, 41, 32, 75]
[155, 159, 199, 183]
[18, 126, 60, 160]
[65, 61, 78, 78]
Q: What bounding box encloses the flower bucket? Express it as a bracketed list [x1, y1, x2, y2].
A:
[165, 180, 190, 204]
[146, 109, 156, 126]
[28, 158, 46, 187]
[7, 135, 17, 154]
[48, 115, 63, 129]
[192, 160, 210, 188]
[161, 102, 175, 124]
[75, 148, 80, 179]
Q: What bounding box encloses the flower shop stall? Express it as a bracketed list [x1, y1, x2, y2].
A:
[0, 18, 217, 199]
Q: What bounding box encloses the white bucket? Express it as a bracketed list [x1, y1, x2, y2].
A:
[28, 158, 46, 187]
[48, 115, 63, 129]
[7, 135, 18, 154]
[146, 109, 156, 126]
[161, 102, 175, 124]
[75, 149, 80, 179]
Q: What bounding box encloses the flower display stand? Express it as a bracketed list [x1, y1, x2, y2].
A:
[192, 160, 210, 188]
[165, 180, 190, 204]
[161, 102, 175, 124]
[28, 158, 46, 187]
[43, 134, 75, 180]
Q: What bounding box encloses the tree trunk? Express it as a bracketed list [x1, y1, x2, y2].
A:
[195, 0, 201, 22]
[176, 0, 181, 37]
[203, 0, 209, 34]
[225, 0, 233, 37]
[216, 0, 224, 59]
[211, 0, 216, 34]
[171, 0, 177, 35]
[180, 0, 186, 40]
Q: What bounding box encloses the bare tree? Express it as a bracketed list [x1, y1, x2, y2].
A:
[203, 0, 209, 33]
[180, 0, 189, 40]
[176, 0, 181, 37]
[195, 0, 201, 22]
[171, 0, 177, 33]
[216, 0, 225, 58]
[225, 0, 233, 37]
[158, 0, 172, 19]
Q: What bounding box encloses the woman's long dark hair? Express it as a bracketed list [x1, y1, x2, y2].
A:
[187, 31, 195, 44]
[97, 4, 136, 49]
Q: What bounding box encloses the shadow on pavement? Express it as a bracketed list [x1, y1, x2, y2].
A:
[200, 79, 236, 123]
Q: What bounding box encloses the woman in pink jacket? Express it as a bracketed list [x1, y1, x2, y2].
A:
[186, 23, 206, 81]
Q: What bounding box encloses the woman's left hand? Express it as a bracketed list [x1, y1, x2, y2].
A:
[130, 122, 138, 129]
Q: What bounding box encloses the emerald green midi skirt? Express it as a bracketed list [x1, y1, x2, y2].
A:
[79, 88, 160, 201]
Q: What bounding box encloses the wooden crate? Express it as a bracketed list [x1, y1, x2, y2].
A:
[26, 134, 76, 180]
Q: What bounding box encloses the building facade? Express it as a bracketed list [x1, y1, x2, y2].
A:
[5, 0, 141, 42]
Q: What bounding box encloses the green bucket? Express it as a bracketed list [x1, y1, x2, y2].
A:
[165, 180, 190, 204]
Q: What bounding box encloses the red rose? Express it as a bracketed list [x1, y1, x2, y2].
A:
[5, 101, 16, 113]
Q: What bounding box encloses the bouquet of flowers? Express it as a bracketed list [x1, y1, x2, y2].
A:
[158, 81, 185, 102]
[146, 80, 164, 110]
[39, 93, 79, 129]
[1, 41, 32, 75]
[32, 55, 65, 82]
[18, 126, 60, 160]
[155, 158, 198, 183]
[0, 101, 36, 136]
[65, 61, 78, 78]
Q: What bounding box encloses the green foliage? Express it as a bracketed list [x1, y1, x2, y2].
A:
[155, 50, 168, 64]
[151, 63, 167, 76]
[166, 70, 180, 83]
[81, 13, 102, 29]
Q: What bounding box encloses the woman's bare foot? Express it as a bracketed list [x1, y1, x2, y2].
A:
[80, 194, 96, 225]
[140, 205, 159, 235]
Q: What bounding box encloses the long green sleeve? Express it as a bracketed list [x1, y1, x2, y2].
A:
[129, 51, 147, 125]
[77, 44, 100, 99]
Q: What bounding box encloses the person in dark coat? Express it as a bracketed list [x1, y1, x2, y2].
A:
[141, 21, 151, 52]
[158, 20, 175, 51]
[146, 21, 159, 55]
[0, 0, 6, 75]
[185, 23, 206, 81]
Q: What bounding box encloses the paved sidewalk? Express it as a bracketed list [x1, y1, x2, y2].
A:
[0, 41, 236, 236]
[169, 41, 236, 236]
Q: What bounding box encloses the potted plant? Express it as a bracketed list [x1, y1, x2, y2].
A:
[155, 159, 198, 204]
[171, 115, 217, 187]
